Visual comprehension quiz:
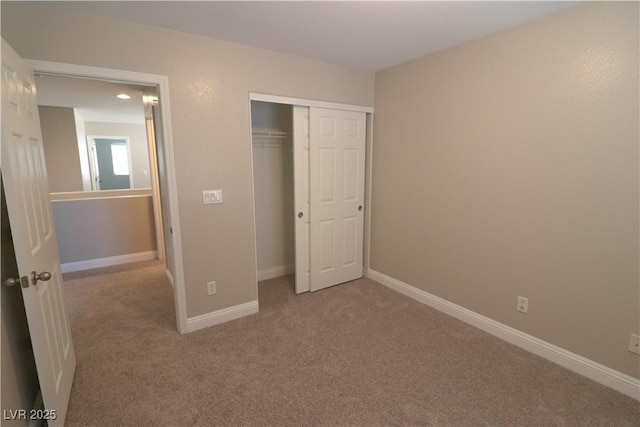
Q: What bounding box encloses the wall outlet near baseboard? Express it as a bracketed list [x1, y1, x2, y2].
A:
[516, 296, 529, 313]
[628, 334, 640, 355]
[207, 281, 217, 296]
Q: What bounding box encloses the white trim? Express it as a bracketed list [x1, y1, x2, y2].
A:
[27, 60, 188, 334]
[257, 264, 295, 281]
[248, 99, 261, 318]
[61, 251, 158, 273]
[49, 188, 152, 201]
[365, 268, 640, 401]
[145, 115, 165, 261]
[186, 300, 259, 333]
[250, 92, 373, 114]
[166, 269, 175, 289]
[364, 113, 374, 272]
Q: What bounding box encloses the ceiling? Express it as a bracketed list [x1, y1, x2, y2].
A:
[35, 75, 155, 124]
[47, 1, 579, 72]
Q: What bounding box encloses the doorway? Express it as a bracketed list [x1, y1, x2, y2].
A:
[249, 94, 373, 296]
[27, 59, 188, 334]
[36, 74, 164, 270]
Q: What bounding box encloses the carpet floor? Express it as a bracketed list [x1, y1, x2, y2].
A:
[62, 261, 639, 426]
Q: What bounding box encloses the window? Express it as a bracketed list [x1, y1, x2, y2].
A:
[111, 143, 130, 176]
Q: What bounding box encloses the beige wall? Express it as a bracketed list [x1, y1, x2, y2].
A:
[372, 2, 639, 378]
[251, 102, 294, 273]
[85, 121, 152, 189]
[39, 106, 84, 192]
[51, 195, 157, 264]
[1, 1, 375, 318]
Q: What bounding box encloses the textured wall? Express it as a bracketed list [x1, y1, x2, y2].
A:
[39, 106, 84, 192]
[52, 196, 157, 264]
[372, 2, 639, 378]
[1, 2, 375, 318]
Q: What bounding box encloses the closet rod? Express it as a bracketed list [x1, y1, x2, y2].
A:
[251, 130, 290, 139]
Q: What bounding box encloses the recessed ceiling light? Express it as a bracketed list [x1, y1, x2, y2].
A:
[116, 93, 131, 100]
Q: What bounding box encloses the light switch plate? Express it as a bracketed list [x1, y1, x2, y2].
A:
[203, 189, 223, 204]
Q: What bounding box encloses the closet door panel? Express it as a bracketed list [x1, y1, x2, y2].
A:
[310, 107, 366, 291]
[293, 106, 311, 294]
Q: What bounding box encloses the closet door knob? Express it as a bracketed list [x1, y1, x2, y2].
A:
[358, 205, 363, 211]
[298, 212, 303, 218]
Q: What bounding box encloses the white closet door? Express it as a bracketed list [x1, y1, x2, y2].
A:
[293, 106, 310, 294]
[309, 107, 366, 291]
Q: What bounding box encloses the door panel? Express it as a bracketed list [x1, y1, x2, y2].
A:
[309, 107, 366, 291]
[319, 148, 336, 202]
[343, 216, 357, 266]
[94, 138, 131, 190]
[293, 106, 310, 294]
[1, 39, 76, 426]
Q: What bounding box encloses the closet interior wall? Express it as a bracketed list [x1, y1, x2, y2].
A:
[251, 101, 295, 281]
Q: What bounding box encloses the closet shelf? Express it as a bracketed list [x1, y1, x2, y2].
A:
[251, 130, 290, 140]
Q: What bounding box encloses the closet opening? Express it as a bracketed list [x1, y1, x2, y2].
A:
[250, 101, 295, 285]
[250, 94, 373, 298]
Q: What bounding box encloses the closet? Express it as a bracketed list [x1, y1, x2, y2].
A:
[251, 99, 368, 295]
[251, 101, 295, 282]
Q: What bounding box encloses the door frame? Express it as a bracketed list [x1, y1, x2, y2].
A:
[26, 59, 188, 334]
[86, 135, 133, 191]
[248, 93, 374, 296]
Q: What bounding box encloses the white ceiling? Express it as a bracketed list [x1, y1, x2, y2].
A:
[48, 1, 579, 72]
[35, 75, 154, 124]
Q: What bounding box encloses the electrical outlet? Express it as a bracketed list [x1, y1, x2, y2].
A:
[516, 296, 529, 313]
[207, 281, 217, 296]
[628, 334, 640, 355]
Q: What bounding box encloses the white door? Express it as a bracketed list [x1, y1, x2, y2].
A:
[293, 106, 311, 294]
[309, 107, 366, 291]
[1, 39, 76, 426]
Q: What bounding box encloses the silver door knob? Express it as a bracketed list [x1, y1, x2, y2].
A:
[3, 277, 20, 287]
[31, 271, 52, 285]
[298, 212, 303, 218]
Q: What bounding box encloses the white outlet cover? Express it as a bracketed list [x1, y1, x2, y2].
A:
[207, 281, 217, 295]
[516, 296, 529, 313]
[628, 334, 640, 355]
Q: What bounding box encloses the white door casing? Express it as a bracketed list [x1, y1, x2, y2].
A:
[293, 106, 310, 294]
[309, 107, 366, 291]
[1, 39, 76, 425]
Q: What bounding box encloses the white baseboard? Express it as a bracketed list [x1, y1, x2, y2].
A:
[186, 300, 259, 333]
[365, 268, 640, 401]
[61, 251, 158, 273]
[257, 263, 294, 281]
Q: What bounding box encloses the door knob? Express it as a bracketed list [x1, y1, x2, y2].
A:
[358, 205, 363, 211]
[298, 212, 303, 218]
[3, 277, 20, 287]
[31, 271, 52, 285]
[4, 276, 29, 288]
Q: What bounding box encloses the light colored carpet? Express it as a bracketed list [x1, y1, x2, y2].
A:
[62, 261, 639, 426]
